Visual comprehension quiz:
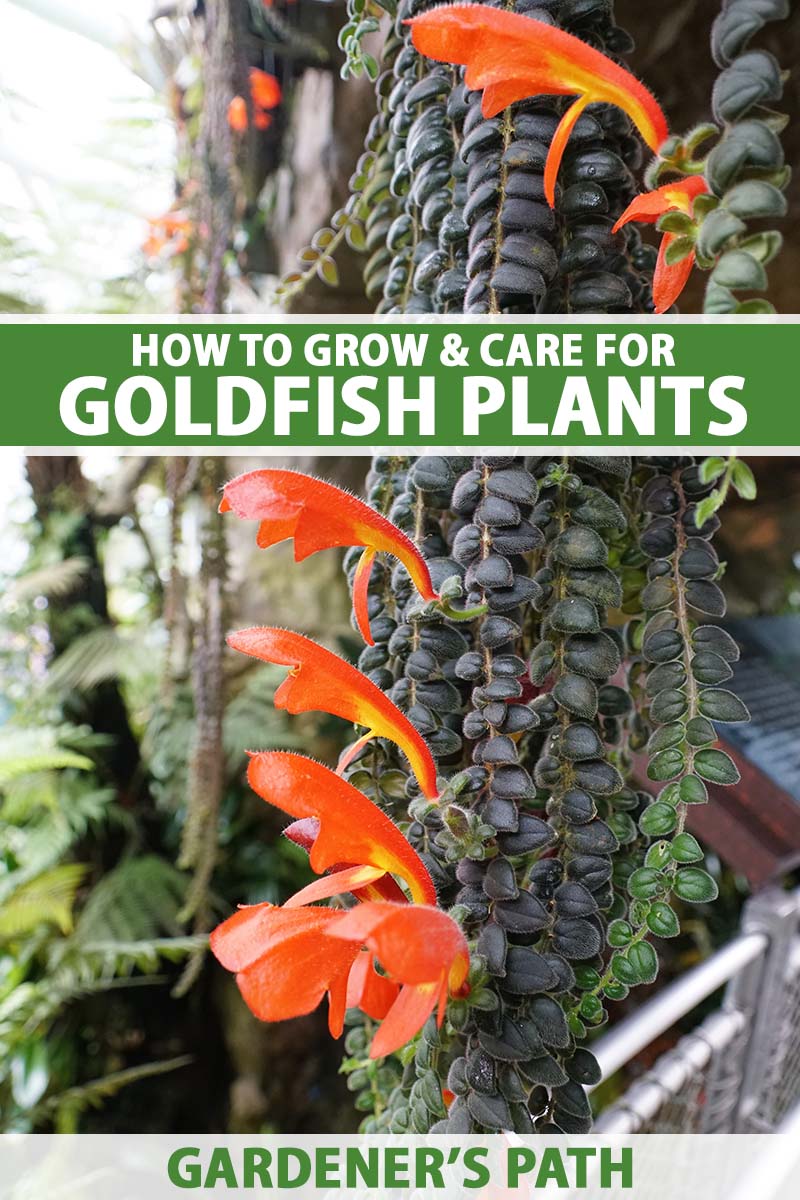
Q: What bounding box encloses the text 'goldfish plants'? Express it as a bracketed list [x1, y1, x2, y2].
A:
[211, 456, 755, 1132]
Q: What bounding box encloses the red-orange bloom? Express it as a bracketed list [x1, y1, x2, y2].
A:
[210, 898, 469, 1056]
[328, 902, 470, 1058]
[282, 816, 409, 904]
[346, 950, 399, 1021]
[246, 751, 437, 904]
[228, 627, 440, 799]
[219, 469, 439, 645]
[228, 68, 282, 132]
[143, 211, 192, 259]
[407, 6, 668, 207]
[210, 903, 358, 1037]
[613, 177, 709, 313]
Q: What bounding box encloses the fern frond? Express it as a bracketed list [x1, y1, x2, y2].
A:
[79, 936, 207, 976]
[0, 975, 164, 1063]
[5, 556, 89, 604]
[29, 1056, 193, 1129]
[223, 666, 305, 769]
[0, 864, 88, 939]
[0, 736, 92, 787]
[72, 856, 188, 944]
[44, 626, 146, 693]
[0, 820, 77, 902]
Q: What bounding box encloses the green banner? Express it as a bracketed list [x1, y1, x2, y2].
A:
[0, 318, 795, 448]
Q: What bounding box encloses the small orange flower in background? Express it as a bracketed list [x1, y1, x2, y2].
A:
[143, 210, 192, 259]
[227, 626, 440, 800]
[228, 67, 282, 132]
[407, 5, 669, 207]
[219, 469, 439, 645]
[613, 177, 709, 313]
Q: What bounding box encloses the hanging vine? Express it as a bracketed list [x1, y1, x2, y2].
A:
[210, 452, 754, 1133]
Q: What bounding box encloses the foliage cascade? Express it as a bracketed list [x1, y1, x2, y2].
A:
[336, 454, 753, 1132]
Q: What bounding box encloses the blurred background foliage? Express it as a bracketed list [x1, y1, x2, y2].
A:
[0, 0, 798, 1136]
[0, 452, 798, 1132]
[0, 453, 360, 1132]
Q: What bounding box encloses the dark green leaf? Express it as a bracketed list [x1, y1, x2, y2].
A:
[610, 952, 640, 986]
[647, 901, 680, 938]
[640, 802, 678, 837]
[679, 773, 708, 804]
[628, 868, 664, 901]
[646, 840, 673, 870]
[551, 525, 608, 568]
[607, 919, 633, 948]
[671, 832, 704, 863]
[627, 940, 658, 984]
[673, 867, 718, 903]
[698, 689, 749, 723]
[692, 625, 740, 662]
[648, 722, 686, 753]
[691, 651, 734, 685]
[608, 812, 638, 844]
[694, 748, 740, 784]
[648, 748, 686, 782]
[650, 688, 688, 724]
[686, 716, 717, 746]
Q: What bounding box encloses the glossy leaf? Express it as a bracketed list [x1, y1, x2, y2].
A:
[673, 867, 719, 903]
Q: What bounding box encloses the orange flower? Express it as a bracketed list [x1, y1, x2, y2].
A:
[219, 469, 439, 645]
[613, 177, 709, 313]
[210, 903, 359, 1037]
[407, 6, 668, 207]
[282, 816, 410, 904]
[346, 950, 399, 1021]
[228, 68, 282, 133]
[246, 752, 437, 904]
[250, 68, 281, 110]
[143, 211, 192, 258]
[227, 95, 248, 133]
[228, 627, 440, 799]
[328, 902, 470, 1058]
[210, 898, 469, 1055]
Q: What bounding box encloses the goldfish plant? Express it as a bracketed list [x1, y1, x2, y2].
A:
[280, 0, 788, 315]
[211, 455, 755, 1133]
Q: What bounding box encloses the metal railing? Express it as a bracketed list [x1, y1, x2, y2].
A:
[591, 887, 800, 1133]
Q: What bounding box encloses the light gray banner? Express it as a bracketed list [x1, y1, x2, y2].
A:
[1, 1134, 798, 1200]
